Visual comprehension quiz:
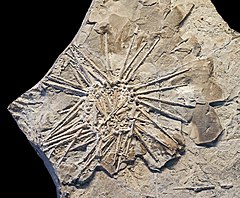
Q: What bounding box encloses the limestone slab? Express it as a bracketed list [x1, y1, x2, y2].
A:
[8, 0, 240, 197]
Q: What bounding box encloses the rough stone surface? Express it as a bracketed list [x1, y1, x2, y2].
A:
[8, 0, 239, 197]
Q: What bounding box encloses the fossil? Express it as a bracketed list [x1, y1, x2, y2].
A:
[41, 35, 194, 183]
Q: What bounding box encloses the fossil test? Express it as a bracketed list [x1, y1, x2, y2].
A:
[8, 0, 239, 197]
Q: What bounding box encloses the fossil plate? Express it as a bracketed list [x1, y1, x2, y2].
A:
[8, 0, 240, 197]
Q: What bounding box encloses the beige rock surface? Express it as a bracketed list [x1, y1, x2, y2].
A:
[8, 0, 239, 197]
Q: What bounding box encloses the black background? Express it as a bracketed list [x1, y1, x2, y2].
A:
[1, 1, 239, 197]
